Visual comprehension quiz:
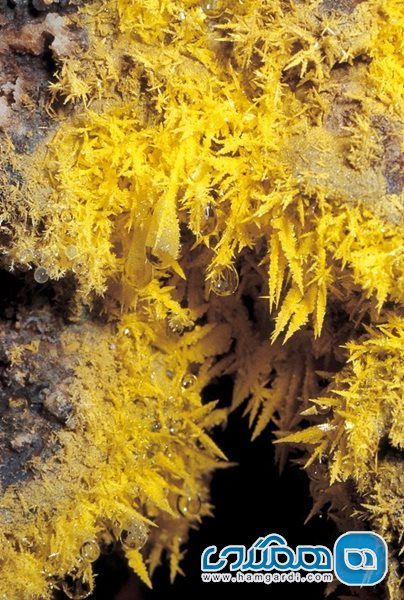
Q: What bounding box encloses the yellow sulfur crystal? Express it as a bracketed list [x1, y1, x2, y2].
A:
[0, 0, 402, 597]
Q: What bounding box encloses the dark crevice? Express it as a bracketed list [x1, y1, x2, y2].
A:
[42, 31, 57, 77]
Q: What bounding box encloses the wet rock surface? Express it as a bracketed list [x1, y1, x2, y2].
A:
[0, 272, 76, 491]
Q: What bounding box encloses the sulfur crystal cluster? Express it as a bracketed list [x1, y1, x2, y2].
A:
[0, 0, 402, 598]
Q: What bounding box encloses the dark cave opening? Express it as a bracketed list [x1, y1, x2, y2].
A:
[84, 376, 342, 600]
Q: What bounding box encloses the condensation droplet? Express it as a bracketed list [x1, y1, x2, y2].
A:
[62, 575, 91, 600]
[64, 245, 78, 260]
[317, 404, 331, 415]
[188, 164, 204, 182]
[168, 317, 184, 335]
[120, 520, 149, 550]
[34, 267, 49, 284]
[80, 539, 100, 562]
[181, 373, 197, 389]
[209, 265, 239, 296]
[177, 494, 202, 517]
[167, 418, 179, 435]
[309, 465, 322, 481]
[123, 327, 131, 337]
[201, 204, 217, 235]
[145, 246, 163, 268]
[150, 420, 162, 432]
[201, 0, 226, 18]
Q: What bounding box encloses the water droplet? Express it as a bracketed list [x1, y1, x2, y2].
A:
[120, 521, 149, 550]
[177, 494, 202, 517]
[123, 328, 131, 337]
[309, 465, 323, 481]
[201, 204, 217, 235]
[201, 0, 226, 18]
[17, 258, 32, 272]
[151, 420, 162, 432]
[145, 246, 163, 267]
[181, 373, 197, 389]
[188, 164, 204, 182]
[64, 245, 78, 260]
[34, 267, 49, 284]
[317, 404, 331, 415]
[168, 317, 184, 335]
[209, 265, 239, 296]
[167, 418, 179, 435]
[80, 539, 100, 562]
[62, 575, 91, 600]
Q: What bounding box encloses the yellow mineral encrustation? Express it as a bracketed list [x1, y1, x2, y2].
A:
[0, 0, 402, 598]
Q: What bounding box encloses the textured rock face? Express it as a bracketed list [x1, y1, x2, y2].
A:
[0, 278, 74, 491]
[0, 3, 80, 496]
[0, 0, 85, 150]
